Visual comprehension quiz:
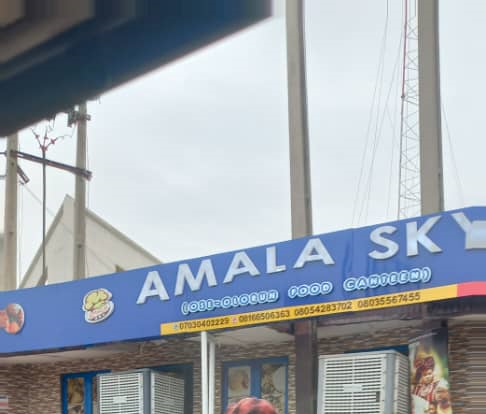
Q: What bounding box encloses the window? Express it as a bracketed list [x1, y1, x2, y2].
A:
[62, 370, 108, 414]
[223, 358, 288, 414]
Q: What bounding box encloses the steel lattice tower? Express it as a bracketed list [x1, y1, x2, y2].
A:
[398, 0, 420, 219]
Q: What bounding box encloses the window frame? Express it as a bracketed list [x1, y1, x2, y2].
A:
[61, 370, 109, 414]
[222, 356, 288, 414]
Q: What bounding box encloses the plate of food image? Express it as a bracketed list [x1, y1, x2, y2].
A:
[82, 289, 114, 323]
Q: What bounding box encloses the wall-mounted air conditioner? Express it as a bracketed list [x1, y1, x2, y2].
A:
[317, 350, 409, 414]
[98, 369, 185, 414]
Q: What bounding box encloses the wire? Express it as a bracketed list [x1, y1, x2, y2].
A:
[21, 183, 57, 217]
[355, 0, 407, 225]
[397, 0, 409, 218]
[21, 184, 115, 274]
[385, 33, 405, 218]
[359, 66, 387, 225]
[441, 103, 465, 206]
[360, 32, 403, 223]
[351, 5, 390, 226]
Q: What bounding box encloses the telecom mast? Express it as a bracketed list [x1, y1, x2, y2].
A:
[397, 0, 420, 219]
[398, 0, 444, 218]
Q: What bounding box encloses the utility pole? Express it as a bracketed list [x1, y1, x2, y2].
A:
[418, 0, 444, 214]
[286, 1, 316, 413]
[73, 103, 89, 280]
[1, 133, 18, 291]
[9, 123, 92, 286]
[287, 0, 313, 238]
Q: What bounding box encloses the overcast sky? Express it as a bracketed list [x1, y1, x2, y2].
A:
[2, 0, 486, 280]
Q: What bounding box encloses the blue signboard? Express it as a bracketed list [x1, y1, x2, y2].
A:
[1, 207, 486, 354]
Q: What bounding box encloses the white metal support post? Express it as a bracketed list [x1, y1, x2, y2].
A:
[418, 0, 444, 214]
[201, 331, 216, 414]
[1, 133, 18, 290]
[209, 339, 216, 414]
[201, 331, 209, 414]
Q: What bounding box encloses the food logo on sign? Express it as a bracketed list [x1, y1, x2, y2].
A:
[0, 304, 25, 334]
[82, 288, 114, 323]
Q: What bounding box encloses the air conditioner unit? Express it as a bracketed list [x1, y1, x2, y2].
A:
[98, 369, 185, 414]
[317, 350, 409, 414]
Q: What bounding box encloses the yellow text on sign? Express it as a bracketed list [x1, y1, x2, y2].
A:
[160, 285, 458, 335]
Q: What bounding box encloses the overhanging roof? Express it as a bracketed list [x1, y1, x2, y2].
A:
[0, 0, 271, 136]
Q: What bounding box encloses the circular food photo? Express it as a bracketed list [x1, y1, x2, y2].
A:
[83, 288, 114, 323]
[85, 301, 114, 323]
[228, 367, 250, 397]
[5, 303, 25, 334]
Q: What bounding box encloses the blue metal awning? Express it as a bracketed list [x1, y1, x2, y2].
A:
[0, 0, 271, 136]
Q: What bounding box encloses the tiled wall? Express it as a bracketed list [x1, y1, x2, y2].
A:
[0, 321, 483, 413]
[449, 322, 486, 414]
[0, 339, 201, 414]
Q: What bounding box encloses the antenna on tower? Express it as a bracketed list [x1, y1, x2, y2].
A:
[397, 0, 420, 219]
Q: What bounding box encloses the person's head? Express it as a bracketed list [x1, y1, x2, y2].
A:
[434, 379, 451, 406]
[427, 403, 438, 414]
[422, 368, 435, 384]
[415, 355, 435, 384]
[423, 356, 435, 370]
[225, 397, 278, 414]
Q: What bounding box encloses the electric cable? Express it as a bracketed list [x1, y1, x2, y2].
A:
[351, 3, 391, 226]
[397, 0, 409, 218]
[361, 32, 403, 224]
[21, 183, 115, 277]
[385, 32, 405, 218]
[441, 103, 465, 206]
[356, 1, 406, 225]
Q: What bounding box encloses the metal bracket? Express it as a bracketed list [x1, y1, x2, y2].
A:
[66, 108, 91, 127]
[10, 150, 92, 180]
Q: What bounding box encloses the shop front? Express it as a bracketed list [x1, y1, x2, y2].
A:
[0, 207, 485, 413]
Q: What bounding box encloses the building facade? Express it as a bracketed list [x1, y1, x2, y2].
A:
[0, 206, 485, 414]
[20, 195, 160, 288]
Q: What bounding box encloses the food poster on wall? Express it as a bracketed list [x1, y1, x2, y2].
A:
[0, 395, 8, 411]
[67, 377, 85, 414]
[261, 363, 286, 414]
[409, 328, 452, 414]
[227, 366, 251, 405]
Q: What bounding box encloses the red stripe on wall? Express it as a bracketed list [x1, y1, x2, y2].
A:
[457, 282, 486, 297]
